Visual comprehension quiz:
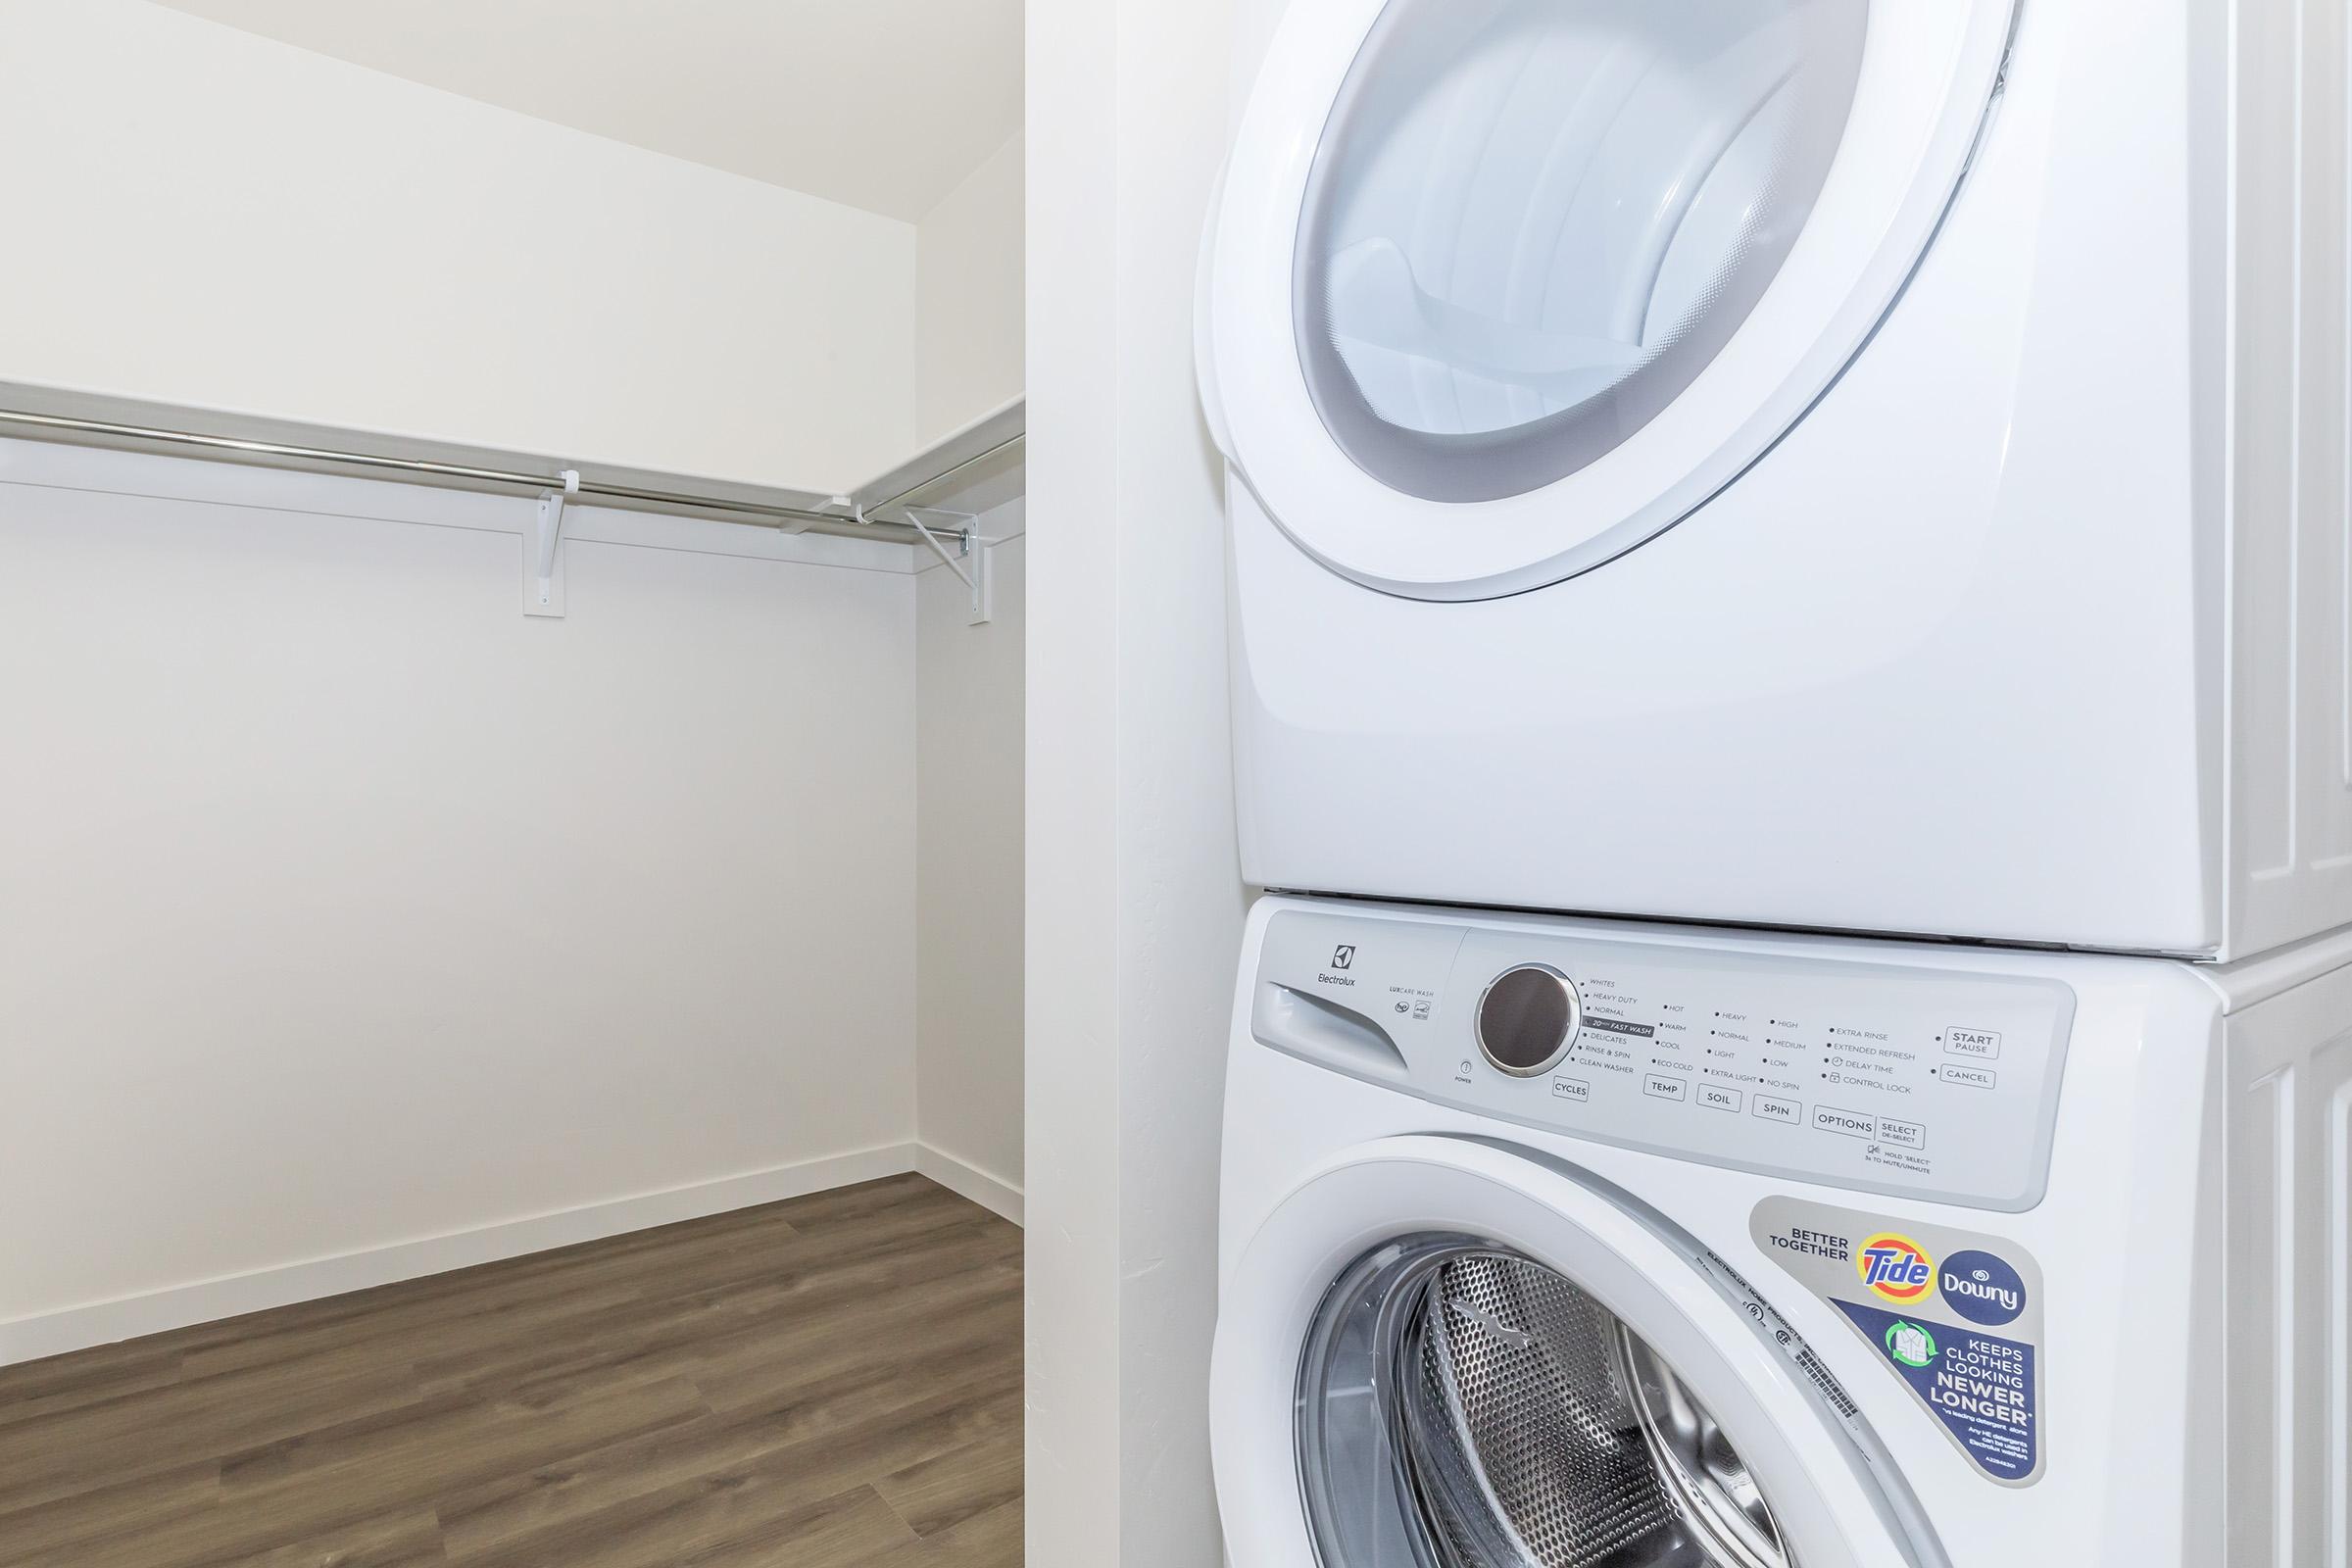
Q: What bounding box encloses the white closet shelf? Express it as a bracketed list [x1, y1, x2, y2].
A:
[852, 396, 1026, 524]
[0, 378, 1025, 553]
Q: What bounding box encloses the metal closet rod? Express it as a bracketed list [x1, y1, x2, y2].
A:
[0, 406, 1002, 549]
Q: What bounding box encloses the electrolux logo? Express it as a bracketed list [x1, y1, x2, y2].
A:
[1937, 1249, 2027, 1325]
[1316, 942, 1359, 988]
[1857, 1234, 1936, 1303]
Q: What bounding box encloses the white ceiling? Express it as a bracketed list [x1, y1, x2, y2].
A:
[150, 0, 1023, 221]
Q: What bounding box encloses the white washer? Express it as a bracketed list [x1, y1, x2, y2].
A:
[1199, 0, 2352, 957]
[1213, 896, 2350, 1566]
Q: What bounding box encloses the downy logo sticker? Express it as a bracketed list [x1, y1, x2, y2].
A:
[1939, 1249, 2028, 1326]
[1857, 1234, 1935, 1302]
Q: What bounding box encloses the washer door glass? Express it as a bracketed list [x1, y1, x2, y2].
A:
[1297, 0, 1870, 506]
[1301, 1235, 1789, 1568]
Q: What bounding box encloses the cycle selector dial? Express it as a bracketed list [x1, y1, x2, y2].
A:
[1475, 964, 1582, 1077]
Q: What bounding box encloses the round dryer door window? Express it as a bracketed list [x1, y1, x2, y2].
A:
[1200, 0, 2019, 599]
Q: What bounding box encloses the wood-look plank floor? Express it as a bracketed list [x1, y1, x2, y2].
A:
[0, 1174, 1024, 1567]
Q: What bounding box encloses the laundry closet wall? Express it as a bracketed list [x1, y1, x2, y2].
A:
[0, 442, 925, 1363]
[1025, 0, 1247, 1560]
[0, 0, 1026, 1362]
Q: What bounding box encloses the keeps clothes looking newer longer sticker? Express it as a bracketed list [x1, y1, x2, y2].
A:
[1750, 1196, 2045, 1487]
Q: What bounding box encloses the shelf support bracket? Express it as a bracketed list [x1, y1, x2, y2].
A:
[526, 468, 580, 618]
[903, 507, 992, 625]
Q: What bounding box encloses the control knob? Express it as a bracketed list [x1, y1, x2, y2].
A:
[1476, 964, 1582, 1077]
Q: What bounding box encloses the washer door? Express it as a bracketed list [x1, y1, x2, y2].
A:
[1210, 1137, 1946, 1568]
[1200, 0, 2018, 600]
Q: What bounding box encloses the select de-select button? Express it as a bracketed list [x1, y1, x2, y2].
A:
[1877, 1118, 1927, 1149]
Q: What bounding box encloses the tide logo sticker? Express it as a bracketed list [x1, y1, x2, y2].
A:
[1857, 1234, 1936, 1303]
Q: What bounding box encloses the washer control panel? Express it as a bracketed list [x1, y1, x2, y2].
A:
[1251, 909, 2077, 1211]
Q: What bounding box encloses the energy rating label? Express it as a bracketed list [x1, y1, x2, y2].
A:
[1750, 1196, 2046, 1486]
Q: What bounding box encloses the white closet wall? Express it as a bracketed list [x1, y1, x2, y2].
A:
[914, 509, 1027, 1216]
[0, 0, 914, 492]
[917, 135, 1028, 446]
[0, 443, 923, 1361]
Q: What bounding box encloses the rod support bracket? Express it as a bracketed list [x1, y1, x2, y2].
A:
[901, 507, 990, 623]
[525, 467, 580, 618]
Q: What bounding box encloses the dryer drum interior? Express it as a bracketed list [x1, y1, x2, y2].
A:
[1299, 1236, 1790, 1568]
[1294, 0, 1872, 505]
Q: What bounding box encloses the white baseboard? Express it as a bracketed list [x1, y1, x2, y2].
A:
[0, 1142, 924, 1369]
[912, 1144, 1026, 1228]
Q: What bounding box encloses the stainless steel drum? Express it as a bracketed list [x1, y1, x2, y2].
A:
[1299, 1237, 1791, 1568]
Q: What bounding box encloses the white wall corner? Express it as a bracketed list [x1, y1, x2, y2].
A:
[915, 1143, 1027, 1227]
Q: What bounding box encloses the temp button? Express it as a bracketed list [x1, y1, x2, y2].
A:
[1642, 1073, 1689, 1103]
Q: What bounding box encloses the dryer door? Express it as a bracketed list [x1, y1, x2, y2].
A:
[1200, 0, 2017, 600]
[1210, 1137, 1946, 1568]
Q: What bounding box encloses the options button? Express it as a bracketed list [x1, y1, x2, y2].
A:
[1813, 1105, 1877, 1141]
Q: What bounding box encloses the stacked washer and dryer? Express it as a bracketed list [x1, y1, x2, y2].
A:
[1196, 1, 2351, 1565]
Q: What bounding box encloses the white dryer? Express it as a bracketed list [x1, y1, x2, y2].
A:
[1198, 0, 2352, 957]
[1212, 897, 2349, 1566]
